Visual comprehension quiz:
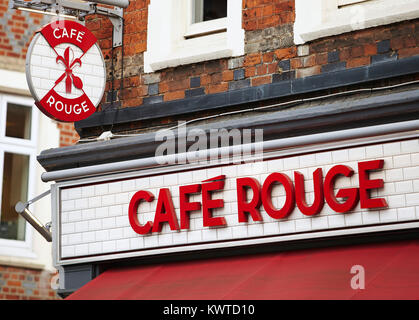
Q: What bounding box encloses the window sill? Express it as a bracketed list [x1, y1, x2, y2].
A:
[0, 254, 45, 270]
[147, 48, 233, 73]
[144, 31, 242, 73]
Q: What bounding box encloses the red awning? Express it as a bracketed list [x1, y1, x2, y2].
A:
[66, 239, 419, 300]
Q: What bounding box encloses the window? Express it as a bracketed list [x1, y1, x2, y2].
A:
[294, 0, 419, 44]
[186, 0, 228, 39]
[144, 0, 244, 73]
[0, 94, 38, 257]
[193, 0, 227, 23]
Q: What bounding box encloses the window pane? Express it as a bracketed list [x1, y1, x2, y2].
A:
[0, 152, 29, 241]
[6, 103, 32, 140]
[194, 0, 227, 23]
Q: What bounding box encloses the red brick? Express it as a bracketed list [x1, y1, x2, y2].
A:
[198, 74, 210, 86]
[296, 66, 321, 78]
[290, 57, 303, 69]
[274, 47, 297, 60]
[391, 38, 404, 51]
[243, 19, 257, 30]
[222, 70, 234, 82]
[256, 64, 268, 75]
[280, 11, 295, 24]
[302, 55, 316, 68]
[350, 46, 364, 58]
[251, 75, 272, 86]
[258, 15, 280, 29]
[262, 5, 274, 17]
[398, 47, 419, 59]
[164, 90, 185, 102]
[315, 52, 328, 65]
[347, 56, 370, 69]
[245, 66, 256, 77]
[244, 53, 262, 66]
[364, 43, 377, 56]
[123, 97, 143, 107]
[263, 51, 274, 63]
[267, 62, 278, 73]
[207, 83, 229, 94]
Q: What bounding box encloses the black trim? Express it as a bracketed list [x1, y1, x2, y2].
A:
[75, 56, 419, 136]
[38, 88, 419, 172]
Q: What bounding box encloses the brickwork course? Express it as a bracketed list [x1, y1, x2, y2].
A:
[83, 0, 419, 121]
[0, 266, 59, 300]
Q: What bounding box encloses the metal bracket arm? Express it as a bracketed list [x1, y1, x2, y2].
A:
[15, 189, 52, 242]
[9, 0, 124, 47]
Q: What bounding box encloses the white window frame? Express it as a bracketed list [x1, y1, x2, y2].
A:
[185, 0, 228, 38]
[0, 93, 39, 259]
[144, 0, 244, 73]
[294, 0, 419, 44]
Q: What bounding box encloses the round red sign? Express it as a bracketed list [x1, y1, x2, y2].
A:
[26, 20, 106, 122]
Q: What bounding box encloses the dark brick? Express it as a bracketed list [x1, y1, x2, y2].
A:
[321, 61, 347, 73]
[371, 52, 398, 64]
[278, 60, 290, 72]
[233, 68, 245, 80]
[148, 83, 159, 96]
[272, 71, 295, 82]
[328, 50, 340, 63]
[228, 79, 251, 91]
[377, 39, 391, 54]
[106, 90, 117, 103]
[190, 76, 201, 88]
[143, 95, 163, 105]
[185, 87, 205, 98]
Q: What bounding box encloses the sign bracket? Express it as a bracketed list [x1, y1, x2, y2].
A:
[9, 0, 125, 48]
[15, 189, 52, 242]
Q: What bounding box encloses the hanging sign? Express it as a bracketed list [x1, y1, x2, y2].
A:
[26, 20, 106, 122]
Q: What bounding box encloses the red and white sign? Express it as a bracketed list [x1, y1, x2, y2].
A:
[26, 20, 106, 122]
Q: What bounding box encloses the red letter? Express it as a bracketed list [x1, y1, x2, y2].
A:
[152, 188, 179, 233]
[202, 177, 227, 227]
[358, 160, 388, 209]
[236, 177, 262, 222]
[261, 172, 295, 219]
[128, 190, 154, 235]
[294, 168, 325, 216]
[324, 165, 359, 213]
[179, 184, 201, 229]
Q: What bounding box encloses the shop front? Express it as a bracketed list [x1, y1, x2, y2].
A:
[37, 80, 419, 299]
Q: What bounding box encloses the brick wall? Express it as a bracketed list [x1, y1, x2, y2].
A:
[0, 266, 60, 300]
[84, 0, 419, 114]
[0, 0, 50, 72]
[58, 123, 80, 147]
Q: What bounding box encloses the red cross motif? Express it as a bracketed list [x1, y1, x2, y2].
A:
[55, 47, 83, 94]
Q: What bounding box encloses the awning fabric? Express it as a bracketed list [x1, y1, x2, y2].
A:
[67, 239, 419, 300]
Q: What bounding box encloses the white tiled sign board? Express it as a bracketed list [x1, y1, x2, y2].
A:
[56, 138, 419, 265]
